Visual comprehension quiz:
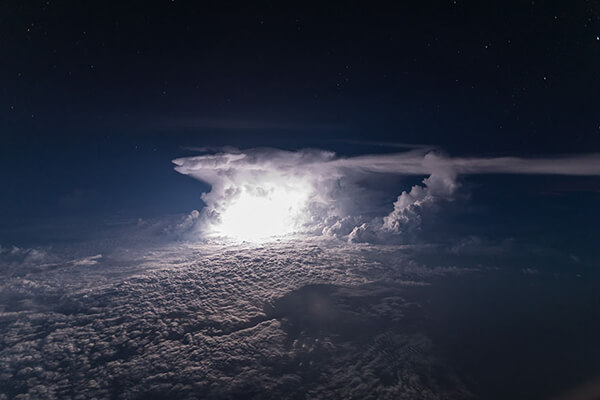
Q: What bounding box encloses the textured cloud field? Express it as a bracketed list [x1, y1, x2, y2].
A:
[0, 238, 477, 400]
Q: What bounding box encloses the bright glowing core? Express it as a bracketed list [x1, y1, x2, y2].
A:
[212, 179, 313, 242]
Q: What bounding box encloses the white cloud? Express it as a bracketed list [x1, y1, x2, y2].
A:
[382, 161, 458, 235]
[0, 245, 103, 278]
[173, 148, 600, 242]
[71, 254, 103, 266]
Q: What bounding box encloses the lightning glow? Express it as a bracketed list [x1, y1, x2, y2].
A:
[211, 178, 314, 242]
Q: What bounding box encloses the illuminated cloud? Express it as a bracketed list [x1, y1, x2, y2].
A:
[172, 149, 333, 241]
[0, 239, 474, 399]
[173, 149, 600, 242]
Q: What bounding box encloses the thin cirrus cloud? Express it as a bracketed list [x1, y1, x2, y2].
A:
[327, 150, 600, 176]
[173, 148, 600, 242]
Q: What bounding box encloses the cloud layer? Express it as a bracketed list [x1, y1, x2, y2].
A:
[0, 239, 475, 400]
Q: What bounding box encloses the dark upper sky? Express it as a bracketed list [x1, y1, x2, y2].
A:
[1, 0, 600, 223]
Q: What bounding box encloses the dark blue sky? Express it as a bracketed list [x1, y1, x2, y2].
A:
[1, 1, 599, 240]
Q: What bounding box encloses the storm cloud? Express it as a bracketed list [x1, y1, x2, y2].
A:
[173, 148, 600, 242]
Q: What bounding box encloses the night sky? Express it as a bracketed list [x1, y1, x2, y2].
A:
[1, 2, 600, 399]
[2, 1, 600, 223]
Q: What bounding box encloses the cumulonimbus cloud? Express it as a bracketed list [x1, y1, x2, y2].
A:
[173, 148, 600, 242]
